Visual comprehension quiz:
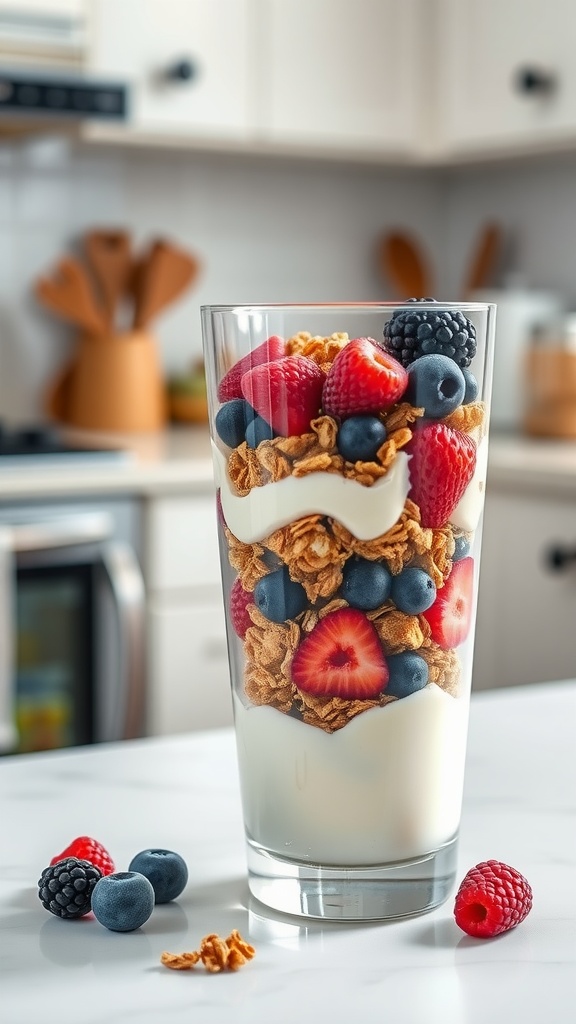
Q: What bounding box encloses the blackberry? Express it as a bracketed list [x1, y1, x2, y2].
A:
[38, 856, 102, 919]
[381, 299, 477, 369]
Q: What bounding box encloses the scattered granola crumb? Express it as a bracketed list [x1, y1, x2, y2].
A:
[161, 930, 255, 973]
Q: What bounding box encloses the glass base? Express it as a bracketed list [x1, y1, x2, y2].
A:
[246, 836, 458, 921]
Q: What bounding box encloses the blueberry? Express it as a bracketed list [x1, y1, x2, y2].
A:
[254, 566, 307, 622]
[406, 353, 465, 418]
[391, 567, 436, 614]
[341, 556, 392, 610]
[128, 848, 188, 904]
[453, 535, 471, 562]
[215, 399, 255, 447]
[386, 653, 429, 699]
[337, 416, 387, 462]
[245, 414, 275, 448]
[462, 367, 479, 404]
[91, 871, 154, 932]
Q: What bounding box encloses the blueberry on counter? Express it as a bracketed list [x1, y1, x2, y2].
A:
[405, 353, 465, 418]
[254, 566, 307, 622]
[336, 415, 387, 462]
[341, 556, 392, 610]
[391, 566, 436, 614]
[128, 848, 188, 904]
[91, 871, 155, 932]
[215, 399, 255, 447]
[386, 652, 429, 698]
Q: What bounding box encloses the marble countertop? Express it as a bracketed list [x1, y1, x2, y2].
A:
[1, 681, 574, 1024]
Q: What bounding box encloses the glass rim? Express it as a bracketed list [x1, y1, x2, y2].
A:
[201, 301, 497, 315]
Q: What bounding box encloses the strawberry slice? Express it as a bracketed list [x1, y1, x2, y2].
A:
[241, 355, 326, 437]
[407, 422, 476, 529]
[322, 337, 408, 419]
[217, 335, 286, 402]
[423, 556, 475, 650]
[291, 607, 388, 699]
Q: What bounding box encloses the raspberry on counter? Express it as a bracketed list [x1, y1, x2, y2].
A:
[454, 860, 533, 937]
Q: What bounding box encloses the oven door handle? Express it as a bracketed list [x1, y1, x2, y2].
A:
[0, 528, 17, 753]
[9, 512, 114, 553]
[99, 541, 146, 741]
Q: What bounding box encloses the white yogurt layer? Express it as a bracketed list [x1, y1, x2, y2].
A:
[233, 685, 470, 865]
[451, 435, 489, 533]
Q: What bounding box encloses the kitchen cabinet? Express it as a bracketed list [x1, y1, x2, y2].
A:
[143, 492, 232, 735]
[89, 0, 253, 139]
[254, 0, 423, 157]
[473, 487, 576, 690]
[437, 0, 576, 157]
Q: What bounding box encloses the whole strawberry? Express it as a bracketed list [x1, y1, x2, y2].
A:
[229, 577, 253, 639]
[406, 422, 476, 529]
[217, 335, 286, 402]
[50, 836, 115, 876]
[454, 860, 533, 938]
[322, 337, 408, 419]
[241, 356, 325, 437]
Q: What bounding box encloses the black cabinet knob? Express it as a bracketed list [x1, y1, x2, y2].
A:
[546, 544, 576, 571]
[515, 66, 556, 95]
[164, 58, 196, 83]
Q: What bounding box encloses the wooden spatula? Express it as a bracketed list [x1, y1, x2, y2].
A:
[378, 231, 433, 299]
[463, 222, 502, 296]
[84, 229, 132, 330]
[34, 257, 106, 336]
[133, 239, 200, 329]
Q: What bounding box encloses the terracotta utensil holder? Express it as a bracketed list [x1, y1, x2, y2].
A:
[523, 347, 576, 438]
[49, 330, 167, 433]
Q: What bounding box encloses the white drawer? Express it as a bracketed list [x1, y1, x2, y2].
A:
[145, 494, 221, 592]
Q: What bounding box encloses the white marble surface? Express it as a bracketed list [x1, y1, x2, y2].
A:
[1, 681, 575, 1024]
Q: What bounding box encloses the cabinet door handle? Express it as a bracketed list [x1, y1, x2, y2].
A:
[515, 66, 557, 96]
[546, 544, 576, 571]
[164, 58, 197, 84]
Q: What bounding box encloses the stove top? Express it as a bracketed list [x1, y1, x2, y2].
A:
[0, 424, 128, 465]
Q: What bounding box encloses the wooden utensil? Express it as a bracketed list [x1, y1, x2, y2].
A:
[378, 231, 433, 299]
[463, 222, 502, 296]
[133, 240, 200, 329]
[84, 229, 133, 330]
[35, 256, 106, 336]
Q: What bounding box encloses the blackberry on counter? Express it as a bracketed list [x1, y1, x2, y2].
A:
[381, 299, 477, 369]
[38, 857, 102, 919]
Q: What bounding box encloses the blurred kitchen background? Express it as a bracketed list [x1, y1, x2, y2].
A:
[3, 0, 576, 755]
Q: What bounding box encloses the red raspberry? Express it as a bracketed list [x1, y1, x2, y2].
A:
[454, 860, 533, 938]
[241, 355, 326, 437]
[50, 836, 115, 876]
[229, 577, 253, 639]
[322, 337, 408, 418]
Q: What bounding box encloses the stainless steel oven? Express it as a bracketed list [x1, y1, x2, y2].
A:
[0, 498, 145, 755]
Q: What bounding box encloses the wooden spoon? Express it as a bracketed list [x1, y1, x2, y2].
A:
[463, 222, 502, 296]
[34, 257, 106, 336]
[133, 240, 200, 329]
[378, 231, 433, 299]
[84, 229, 132, 330]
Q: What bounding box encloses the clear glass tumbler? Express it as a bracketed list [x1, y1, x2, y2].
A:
[202, 302, 495, 921]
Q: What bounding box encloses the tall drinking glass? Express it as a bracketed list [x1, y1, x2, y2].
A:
[202, 302, 495, 921]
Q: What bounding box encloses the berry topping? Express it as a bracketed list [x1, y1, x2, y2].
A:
[454, 860, 533, 938]
[462, 366, 479, 404]
[245, 413, 276, 448]
[423, 556, 474, 650]
[405, 353, 466, 419]
[128, 848, 188, 904]
[217, 335, 285, 402]
[38, 857, 102, 919]
[385, 652, 429, 698]
[253, 566, 307, 623]
[406, 422, 476, 529]
[291, 607, 388, 699]
[241, 356, 325, 437]
[341, 556, 392, 610]
[229, 577, 253, 639]
[382, 305, 477, 369]
[215, 398, 255, 448]
[452, 534, 471, 562]
[322, 337, 408, 419]
[391, 566, 437, 614]
[336, 415, 387, 462]
[50, 836, 115, 876]
[91, 871, 155, 932]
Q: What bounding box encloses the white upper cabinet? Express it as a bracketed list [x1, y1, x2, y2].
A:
[437, 0, 576, 156]
[254, 0, 423, 157]
[89, 0, 253, 139]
